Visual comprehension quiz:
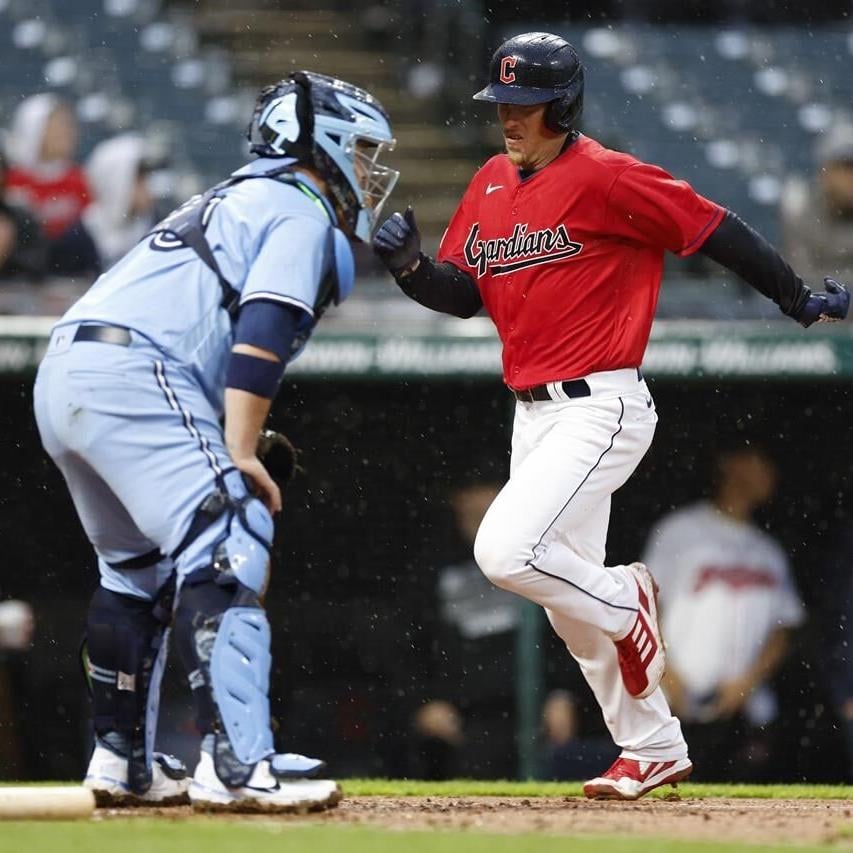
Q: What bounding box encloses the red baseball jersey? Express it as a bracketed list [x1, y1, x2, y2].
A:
[6, 165, 91, 239]
[437, 135, 724, 389]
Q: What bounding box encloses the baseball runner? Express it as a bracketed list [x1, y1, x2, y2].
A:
[372, 32, 849, 799]
[34, 71, 398, 811]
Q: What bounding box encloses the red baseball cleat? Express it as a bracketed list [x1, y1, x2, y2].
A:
[583, 756, 693, 800]
[615, 562, 665, 699]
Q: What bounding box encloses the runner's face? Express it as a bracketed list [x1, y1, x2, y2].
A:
[497, 103, 564, 170]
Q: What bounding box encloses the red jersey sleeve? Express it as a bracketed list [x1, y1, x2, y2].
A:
[605, 161, 724, 256]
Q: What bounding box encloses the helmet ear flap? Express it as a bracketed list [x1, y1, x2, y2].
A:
[543, 67, 584, 134]
[288, 71, 315, 152]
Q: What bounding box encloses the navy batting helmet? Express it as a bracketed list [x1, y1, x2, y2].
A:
[473, 32, 584, 134]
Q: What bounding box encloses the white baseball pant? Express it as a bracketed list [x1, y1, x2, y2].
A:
[474, 367, 687, 760]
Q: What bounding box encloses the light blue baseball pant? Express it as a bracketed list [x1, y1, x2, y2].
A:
[33, 323, 265, 600]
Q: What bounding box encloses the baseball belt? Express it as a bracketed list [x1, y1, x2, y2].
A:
[73, 324, 132, 347]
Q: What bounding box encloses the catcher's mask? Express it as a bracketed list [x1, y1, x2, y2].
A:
[247, 71, 399, 242]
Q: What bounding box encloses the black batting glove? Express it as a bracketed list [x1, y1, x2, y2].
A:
[796, 277, 850, 327]
[372, 206, 421, 276]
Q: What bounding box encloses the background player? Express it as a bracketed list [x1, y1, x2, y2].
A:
[33, 71, 398, 811]
[372, 32, 849, 800]
[643, 441, 804, 781]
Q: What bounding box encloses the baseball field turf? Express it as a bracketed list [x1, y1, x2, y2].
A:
[2, 781, 852, 851]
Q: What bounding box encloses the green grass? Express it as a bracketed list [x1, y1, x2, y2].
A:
[0, 821, 840, 853]
[2, 781, 851, 853]
[341, 778, 853, 799]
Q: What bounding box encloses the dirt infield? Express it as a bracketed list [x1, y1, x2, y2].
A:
[101, 796, 853, 846]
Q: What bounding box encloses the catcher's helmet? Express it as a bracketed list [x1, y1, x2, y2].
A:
[247, 71, 398, 242]
[473, 32, 584, 134]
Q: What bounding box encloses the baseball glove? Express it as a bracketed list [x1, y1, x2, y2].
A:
[256, 429, 301, 488]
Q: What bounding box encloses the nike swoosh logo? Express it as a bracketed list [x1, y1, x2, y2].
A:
[485, 183, 504, 195]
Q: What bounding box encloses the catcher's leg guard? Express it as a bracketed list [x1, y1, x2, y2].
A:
[84, 580, 181, 796]
[174, 487, 276, 787]
[175, 579, 274, 787]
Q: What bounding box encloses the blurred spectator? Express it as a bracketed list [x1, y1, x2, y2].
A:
[0, 150, 48, 281]
[390, 1, 487, 129]
[5, 94, 90, 241]
[539, 689, 618, 781]
[823, 520, 853, 781]
[80, 134, 159, 271]
[0, 599, 36, 779]
[781, 123, 853, 286]
[412, 481, 521, 778]
[643, 442, 804, 782]
[409, 699, 464, 780]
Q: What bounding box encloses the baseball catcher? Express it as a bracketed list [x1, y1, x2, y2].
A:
[35, 70, 398, 811]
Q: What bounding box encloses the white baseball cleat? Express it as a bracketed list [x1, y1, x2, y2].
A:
[84, 741, 190, 807]
[614, 562, 666, 699]
[583, 756, 693, 800]
[189, 748, 342, 813]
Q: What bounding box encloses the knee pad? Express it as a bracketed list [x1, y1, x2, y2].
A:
[84, 582, 174, 794]
[174, 578, 273, 787]
[174, 473, 273, 595]
[212, 491, 273, 594]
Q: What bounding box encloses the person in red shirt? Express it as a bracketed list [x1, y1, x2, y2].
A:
[5, 94, 91, 242]
[373, 32, 849, 800]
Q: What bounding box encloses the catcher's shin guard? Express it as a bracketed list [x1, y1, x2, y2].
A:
[175, 579, 275, 787]
[174, 486, 276, 787]
[83, 580, 174, 795]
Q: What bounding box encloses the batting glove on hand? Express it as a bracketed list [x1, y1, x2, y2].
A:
[372, 207, 421, 276]
[797, 277, 850, 327]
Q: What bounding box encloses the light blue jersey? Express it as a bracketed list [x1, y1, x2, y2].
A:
[59, 157, 338, 412]
[35, 158, 353, 599]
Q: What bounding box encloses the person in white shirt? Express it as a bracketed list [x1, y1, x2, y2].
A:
[643, 442, 804, 781]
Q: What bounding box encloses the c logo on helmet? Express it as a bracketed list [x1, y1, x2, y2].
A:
[499, 56, 518, 84]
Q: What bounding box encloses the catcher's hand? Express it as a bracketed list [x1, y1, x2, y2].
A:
[256, 429, 301, 489]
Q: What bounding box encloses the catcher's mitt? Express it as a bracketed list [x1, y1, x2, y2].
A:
[256, 429, 301, 488]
